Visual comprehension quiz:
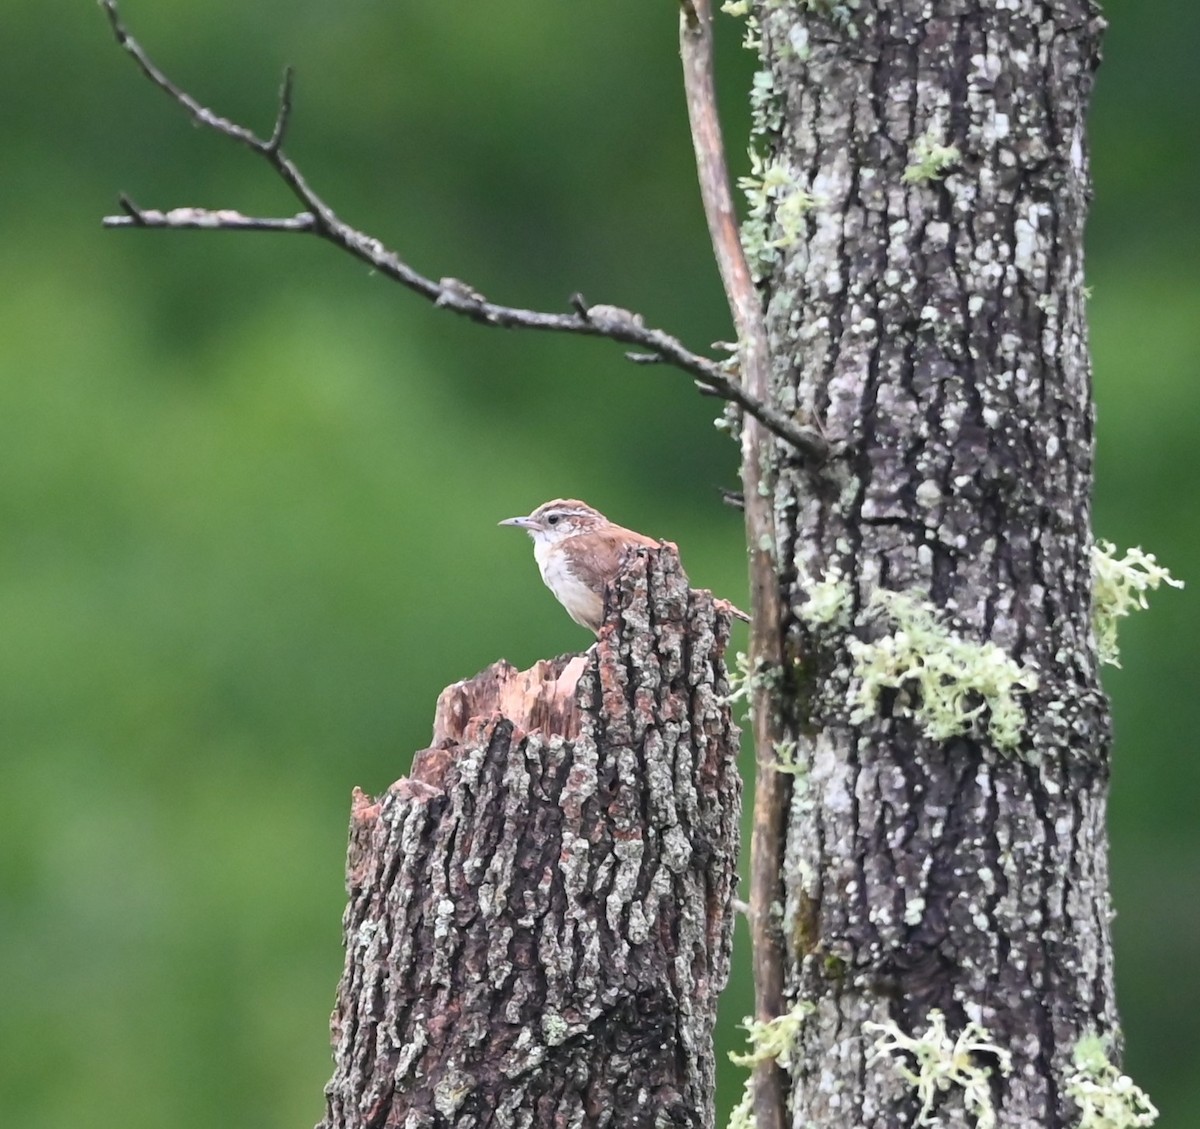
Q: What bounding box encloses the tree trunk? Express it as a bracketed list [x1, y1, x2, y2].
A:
[745, 1, 1112, 1125]
[319, 547, 742, 1129]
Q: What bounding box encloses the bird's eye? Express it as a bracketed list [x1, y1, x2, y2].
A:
[546, 514, 560, 525]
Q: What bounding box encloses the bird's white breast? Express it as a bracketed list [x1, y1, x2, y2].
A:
[534, 538, 603, 631]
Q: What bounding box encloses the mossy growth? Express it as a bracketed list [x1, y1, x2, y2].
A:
[1091, 540, 1183, 667]
[1065, 1034, 1158, 1129]
[821, 952, 846, 979]
[791, 889, 820, 956]
[847, 590, 1038, 753]
[864, 1009, 1013, 1129]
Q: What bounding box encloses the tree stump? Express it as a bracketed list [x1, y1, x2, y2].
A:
[319, 546, 742, 1129]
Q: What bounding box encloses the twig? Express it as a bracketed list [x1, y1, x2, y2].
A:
[266, 67, 294, 154]
[679, 5, 793, 1129]
[99, 0, 262, 151]
[96, 0, 825, 457]
[110, 202, 315, 233]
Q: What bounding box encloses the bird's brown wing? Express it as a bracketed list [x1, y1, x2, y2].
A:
[575, 528, 749, 623]
[608, 525, 662, 551]
[563, 527, 657, 595]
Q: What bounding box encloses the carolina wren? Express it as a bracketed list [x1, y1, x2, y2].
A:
[499, 498, 747, 633]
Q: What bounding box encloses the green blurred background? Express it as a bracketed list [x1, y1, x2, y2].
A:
[2, 2, 1195, 1125]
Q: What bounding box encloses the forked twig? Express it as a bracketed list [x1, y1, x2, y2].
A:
[96, 0, 828, 460]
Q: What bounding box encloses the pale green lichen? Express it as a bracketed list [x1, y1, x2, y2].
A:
[730, 4, 821, 277]
[722, 650, 784, 708]
[773, 182, 818, 240]
[847, 590, 1038, 752]
[864, 1009, 1013, 1129]
[748, 69, 783, 137]
[714, 399, 742, 437]
[725, 3, 762, 50]
[903, 130, 961, 184]
[721, 650, 753, 706]
[1065, 1034, 1158, 1129]
[727, 1081, 754, 1129]
[771, 738, 805, 776]
[540, 1011, 570, 1046]
[796, 566, 853, 630]
[1091, 540, 1183, 668]
[738, 150, 818, 273]
[433, 1067, 474, 1118]
[727, 1002, 814, 1129]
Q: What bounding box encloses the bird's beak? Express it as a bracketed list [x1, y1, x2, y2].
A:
[498, 514, 535, 529]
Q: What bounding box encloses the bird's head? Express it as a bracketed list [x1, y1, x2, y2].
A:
[499, 499, 608, 545]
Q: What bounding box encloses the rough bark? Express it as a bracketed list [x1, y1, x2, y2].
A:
[746, 1, 1112, 1126]
[319, 547, 741, 1129]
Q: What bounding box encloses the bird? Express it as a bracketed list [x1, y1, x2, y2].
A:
[499, 498, 747, 633]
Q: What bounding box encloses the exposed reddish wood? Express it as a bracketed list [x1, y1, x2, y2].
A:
[430, 655, 588, 747]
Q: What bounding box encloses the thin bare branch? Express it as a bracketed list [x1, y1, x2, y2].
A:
[107, 202, 316, 233]
[266, 67, 295, 154]
[99, 0, 265, 151]
[679, 5, 793, 1129]
[679, 1, 764, 362]
[97, 0, 823, 454]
